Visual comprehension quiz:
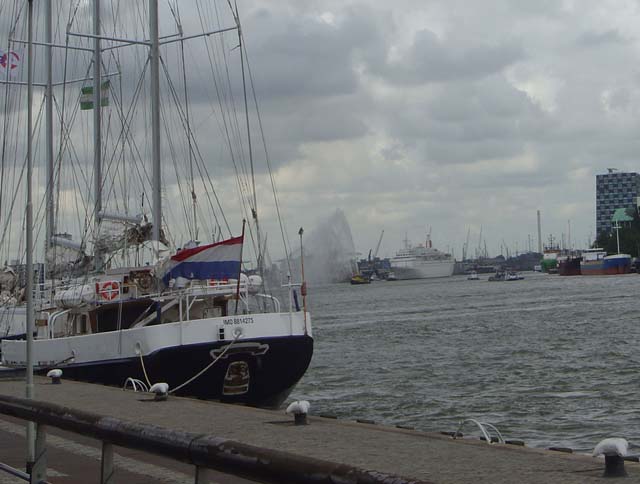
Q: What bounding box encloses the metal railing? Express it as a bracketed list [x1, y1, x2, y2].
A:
[0, 394, 429, 484]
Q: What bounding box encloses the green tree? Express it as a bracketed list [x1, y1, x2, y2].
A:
[595, 208, 640, 257]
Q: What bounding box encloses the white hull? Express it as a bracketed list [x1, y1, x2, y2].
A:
[390, 259, 455, 279]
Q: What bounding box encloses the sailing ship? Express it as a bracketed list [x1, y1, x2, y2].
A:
[390, 233, 455, 280]
[0, 1, 312, 408]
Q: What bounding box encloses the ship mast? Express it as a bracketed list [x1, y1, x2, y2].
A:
[93, 0, 103, 270]
[45, 0, 54, 273]
[25, 0, 35, 465]
[150, 0, 162, 255]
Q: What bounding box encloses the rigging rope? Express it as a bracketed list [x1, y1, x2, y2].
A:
[169, 332, 241, 394]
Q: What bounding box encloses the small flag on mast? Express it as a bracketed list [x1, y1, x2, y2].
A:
[80, 80, 110, 110]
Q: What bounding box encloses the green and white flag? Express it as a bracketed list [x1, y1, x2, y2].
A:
[80, 80, 110, 110]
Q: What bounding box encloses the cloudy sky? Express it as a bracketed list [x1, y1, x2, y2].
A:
[233, 0, 640, 259]
[3, 0, 640, 264]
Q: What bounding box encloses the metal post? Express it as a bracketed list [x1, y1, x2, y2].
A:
[29, 424, 47, 484]
[100, 442, 114, 483]
[25, 0, 35, 468]
[234, 220, 246, 315]
[194, 466, 211, 483]
[93, 0, 103, 271]
[45, 0, 54, 274]
[149, 0, 162, 255]
[298, 228, 307, 329]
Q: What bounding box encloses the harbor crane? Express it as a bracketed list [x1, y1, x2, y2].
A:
[374, 230, 384, 258]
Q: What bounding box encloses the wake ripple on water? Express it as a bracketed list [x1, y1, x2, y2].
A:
[292, 273, 640, 452]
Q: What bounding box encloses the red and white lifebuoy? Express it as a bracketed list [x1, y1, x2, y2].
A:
[97, 281, 119, 301]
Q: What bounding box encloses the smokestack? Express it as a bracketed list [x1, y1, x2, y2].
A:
[537, 210, 542, 253]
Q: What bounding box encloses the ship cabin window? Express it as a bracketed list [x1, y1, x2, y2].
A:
[204, 297, 228, 319]
[94, 299, 155, 333]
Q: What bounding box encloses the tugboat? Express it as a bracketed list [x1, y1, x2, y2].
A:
[350, 274, 371, 285]
[488, 270, 505, 282]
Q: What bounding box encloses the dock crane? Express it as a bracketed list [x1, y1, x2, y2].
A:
[373, 230, 384, 259]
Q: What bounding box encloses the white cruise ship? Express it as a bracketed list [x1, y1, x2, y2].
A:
[390, 235, 455, 280]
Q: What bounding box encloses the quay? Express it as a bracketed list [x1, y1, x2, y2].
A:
[0, 376, 636, 483]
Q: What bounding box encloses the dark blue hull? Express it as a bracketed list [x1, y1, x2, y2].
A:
[37, 335, 314, 408]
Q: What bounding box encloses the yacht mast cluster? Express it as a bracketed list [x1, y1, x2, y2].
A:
[1, 0, 313, 413]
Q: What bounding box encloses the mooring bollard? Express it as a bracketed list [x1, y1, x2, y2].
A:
[46, 369, 62, 384]
[149, 382, 169, 402]
[286, 400, 310, 425]
[593, 438, 629, 478]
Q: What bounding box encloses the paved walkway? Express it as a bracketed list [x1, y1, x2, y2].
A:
[0, 377, 637, 483]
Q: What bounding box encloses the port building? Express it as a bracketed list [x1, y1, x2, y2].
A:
[596, 169, 640, 235]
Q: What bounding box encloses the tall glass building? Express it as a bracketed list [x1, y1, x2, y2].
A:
[596, 170, 640, 235]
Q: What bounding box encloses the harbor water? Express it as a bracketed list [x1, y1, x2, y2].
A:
[293, 272, 640, 452]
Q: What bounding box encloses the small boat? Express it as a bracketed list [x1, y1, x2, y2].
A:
[467, 271, 479, 280]
[386, 272, 397, 281]
[488, 271, 505, 282]
[350, 274, 371, 285]
[505, 271, 524, 281]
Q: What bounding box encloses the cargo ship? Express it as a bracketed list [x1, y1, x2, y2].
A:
[557, 255, 582, 276]
[540, 238, 561, 273]
[580, 249, 631, 275]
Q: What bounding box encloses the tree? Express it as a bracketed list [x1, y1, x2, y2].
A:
[594, 208, 640, 256]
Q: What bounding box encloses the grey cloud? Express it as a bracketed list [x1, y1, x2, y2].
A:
[379, 76, 547, 164]
[368, 29, 525, 85]
[576, 29, 627, 48]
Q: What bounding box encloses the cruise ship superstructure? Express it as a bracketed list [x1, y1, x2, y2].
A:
[390, 234, 455, 280]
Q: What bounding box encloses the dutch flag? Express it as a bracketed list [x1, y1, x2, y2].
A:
[161, 235, 243, 283]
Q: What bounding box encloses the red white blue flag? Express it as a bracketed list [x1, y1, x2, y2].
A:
[162, 235, 243, 283]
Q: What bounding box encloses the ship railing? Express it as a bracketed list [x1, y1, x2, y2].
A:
[254, 293, 281, 313]
[0, 394, 423, 484]
[176, 280, 250, 322]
